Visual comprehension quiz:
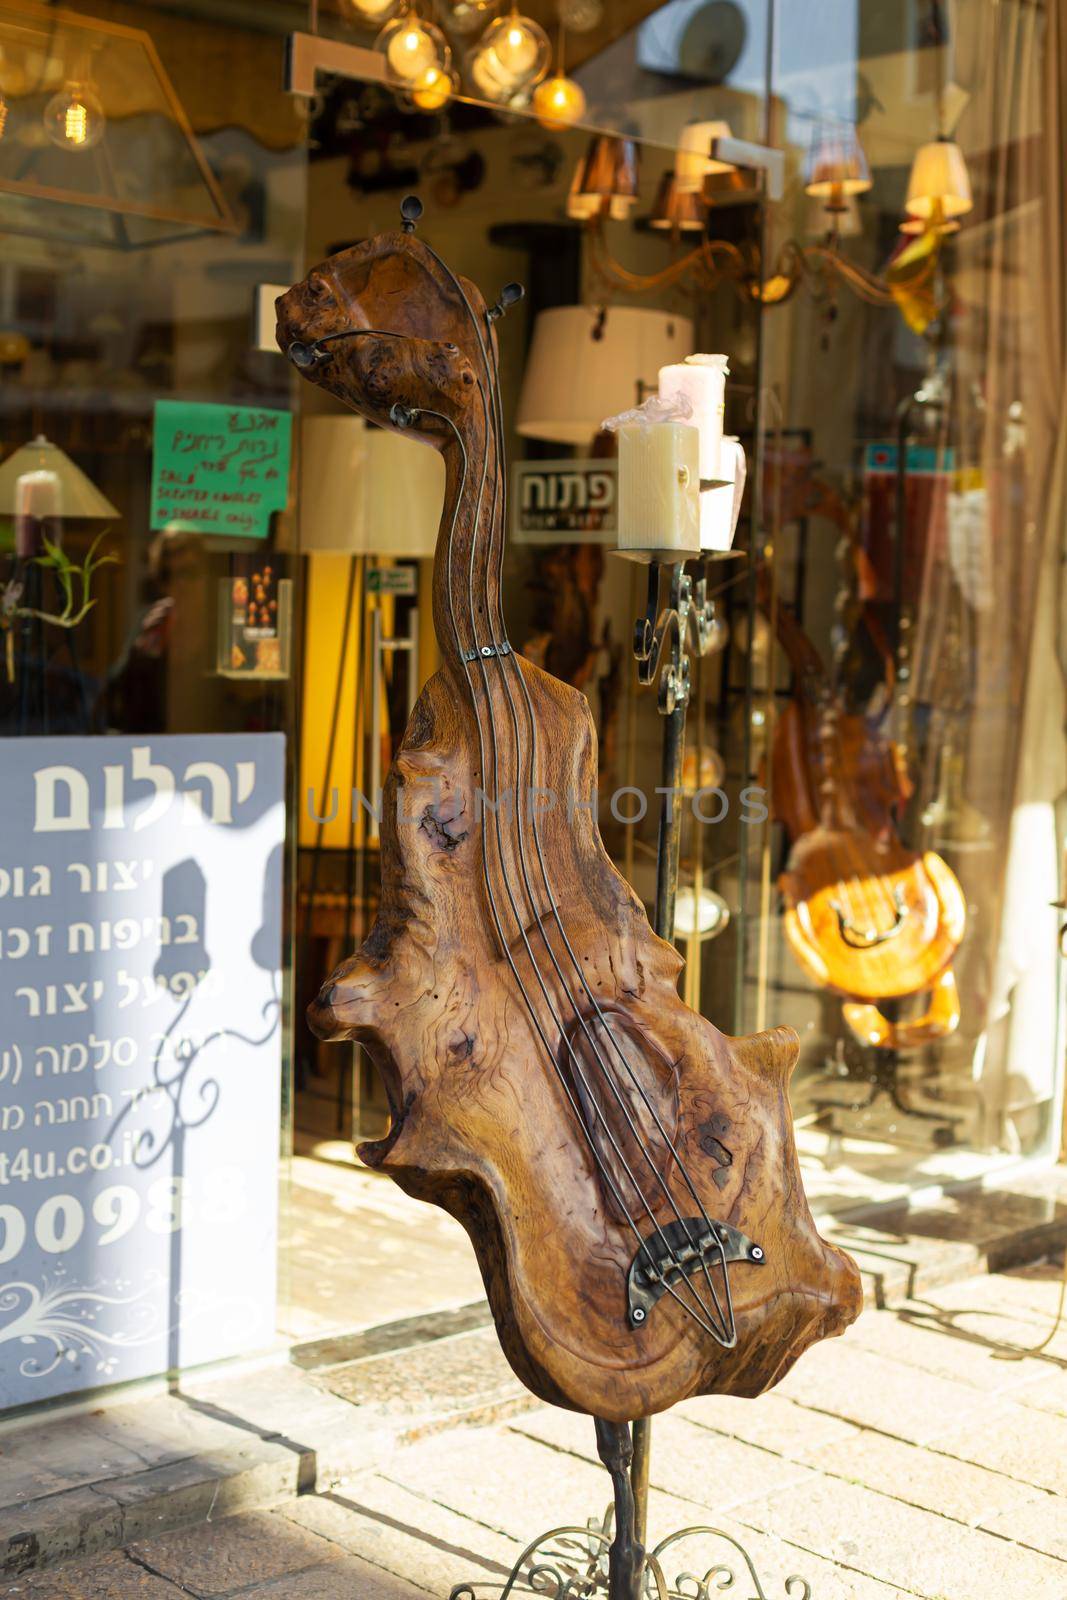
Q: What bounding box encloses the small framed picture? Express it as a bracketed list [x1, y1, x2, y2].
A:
[216, 564, 292, 679]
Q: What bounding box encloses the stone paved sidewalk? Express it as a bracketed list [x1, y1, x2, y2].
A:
[3, 1253, 1064, 1600]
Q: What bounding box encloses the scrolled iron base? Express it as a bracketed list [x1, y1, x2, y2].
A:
[447, 1508, 814, 1600]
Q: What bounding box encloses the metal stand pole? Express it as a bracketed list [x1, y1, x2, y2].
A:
[625, 559, 722, 1575]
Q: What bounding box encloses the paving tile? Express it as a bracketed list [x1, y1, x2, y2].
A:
[0, 1423, 150, 1502]
[279, 1486, 519, 1595]
[380, 1425, 616, 1539]
[509, 1407, 816, 1514]
[810, 1427, 1042, 1527]
[1011, 1370, 1067, 1418]
[640, 1519, 908, 1600]
[248, 1556, 427, 1597]
[79, 1400, 245, 1472]
[738, 1473, 1067, 1600]
[0, 1487, 123, 1578]
[99, 1438, 307, 1544]
[127, 1510, 340, 1597]
[383, 1429, 902, 1599]
[933, 1399, 1067, 1496]
[920, 1261, 1067, 1326]
[676, 1390, 864, 1463]
[980, 1490, 1067, 1562]
[0, 1474, 76, 1518]
[842, 1297, 1067, 1392]
[0, 1550, 180, 1597]
[317, 1328, 530, 1430]
[180, 1367, 360, 1446]
[772, 1334, 990, 1446]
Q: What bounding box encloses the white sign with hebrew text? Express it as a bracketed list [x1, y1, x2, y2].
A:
[0, 734, 284, 1409]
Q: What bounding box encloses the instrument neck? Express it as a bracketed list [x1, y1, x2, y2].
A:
[433, 414, 504, 680]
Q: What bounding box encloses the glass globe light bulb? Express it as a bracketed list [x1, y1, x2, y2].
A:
[387, 20, 436, 79]
[378, 13, 450, 87]
[532, 74, 586, 129]
[347, 0, 399, 17]
[468, 42, 514, 102]
[411, 64, 453, 110]
[44, 82, 106, 150]
[477, 10, 548, 90]
[495, 17, 539, 75]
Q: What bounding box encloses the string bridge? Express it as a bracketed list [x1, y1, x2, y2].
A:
[832, 883, 908, 949]
[463, 639, 512, 663]
[628, 1217, 764, 1338]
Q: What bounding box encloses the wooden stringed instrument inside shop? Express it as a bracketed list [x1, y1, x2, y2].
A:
[277, 199, 861, 1425]
[761, 555, 966, 1049]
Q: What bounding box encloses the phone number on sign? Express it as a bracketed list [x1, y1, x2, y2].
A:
[0, 1170, 247, 1264]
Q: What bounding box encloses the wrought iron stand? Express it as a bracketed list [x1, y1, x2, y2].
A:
[448, 559, 816, 1600]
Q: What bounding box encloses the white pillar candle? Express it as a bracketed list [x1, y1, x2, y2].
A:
[14, 468, 62, 557]
[617, 422, 701, 558]
[658, 354, 729, 483]
[699, 436, 746, 553]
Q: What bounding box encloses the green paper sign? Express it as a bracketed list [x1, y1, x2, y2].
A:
[151, 400, 292, 541]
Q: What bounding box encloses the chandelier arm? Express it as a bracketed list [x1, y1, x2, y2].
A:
[584, 216, 939, 313]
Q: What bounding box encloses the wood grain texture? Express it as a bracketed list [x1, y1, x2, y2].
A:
[276, 225, 861, 1423]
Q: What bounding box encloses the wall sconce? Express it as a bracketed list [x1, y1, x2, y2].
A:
[905, 136, 973, 227]
[649, 170, 705, 234]
[674, 119, 735, 193]
[803, 123, 872, 214]
[566, 134, 638, 221]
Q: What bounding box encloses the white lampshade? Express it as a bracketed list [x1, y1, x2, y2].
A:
[803, 123, 872, 201]
[905, 137, 972, 221]
[674, 120, 734, 194]
[299, 414, 445, 556]
[516, 306, 695, 446]
[0, 434, 119, 519]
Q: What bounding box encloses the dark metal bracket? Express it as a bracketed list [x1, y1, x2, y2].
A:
[633, 562, 726, 715]
[627, 1218, 764, 1330]
[448, 1509, 814, 1598]
[463, 640, 513, 663]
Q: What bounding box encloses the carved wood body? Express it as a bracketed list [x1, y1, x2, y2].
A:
[277, 225, 861, 1423]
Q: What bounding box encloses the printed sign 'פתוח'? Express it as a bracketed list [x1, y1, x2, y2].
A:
[151, 400, 293, 541]
[0, 734, 284, 1411]
[511, 459, 617, 545]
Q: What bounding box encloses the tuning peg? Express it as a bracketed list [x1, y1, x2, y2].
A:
[400, 195, 424, 233]
[487, 282, 525, 322]
[286, 340, 323, 369]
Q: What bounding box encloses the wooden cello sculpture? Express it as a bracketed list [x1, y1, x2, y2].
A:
[766, 588, 966, 1046]
[278, 200, 861, 1429]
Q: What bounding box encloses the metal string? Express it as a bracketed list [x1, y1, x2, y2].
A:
[399, 238, 738, 1343]
[422, 397, 731, 1343]
[458, 381, 732, 1341]
[475, 330, 736, 1342]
